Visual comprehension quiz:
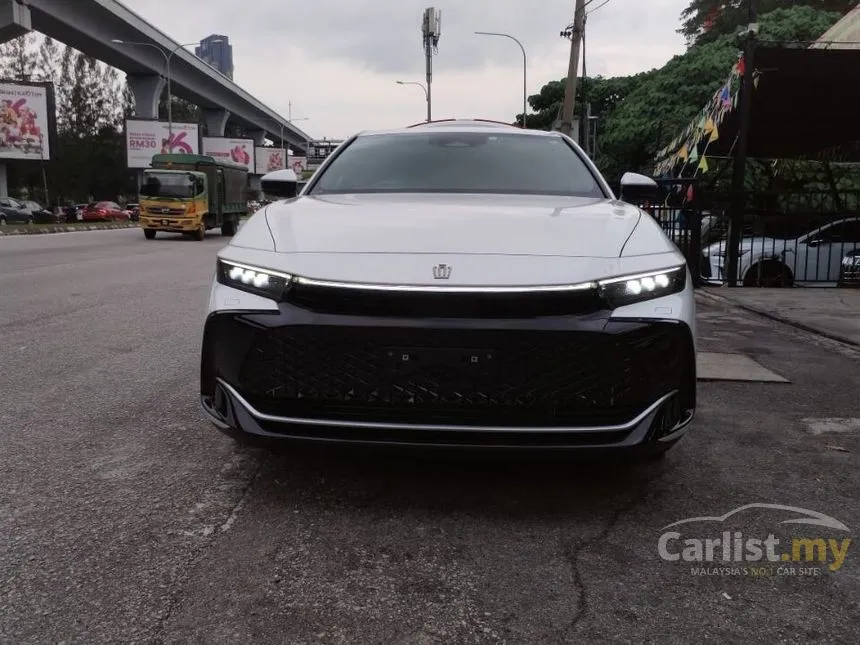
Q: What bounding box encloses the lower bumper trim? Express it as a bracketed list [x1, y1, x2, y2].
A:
[202, 378, 694, 450]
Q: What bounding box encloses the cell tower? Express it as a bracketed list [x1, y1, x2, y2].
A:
[422, 7, 441, 122]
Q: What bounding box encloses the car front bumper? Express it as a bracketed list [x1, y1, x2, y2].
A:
[200, 303, 696, 451]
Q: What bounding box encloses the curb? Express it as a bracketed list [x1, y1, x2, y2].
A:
[696, 288, 860, 349]
[0, 223, 139, 236]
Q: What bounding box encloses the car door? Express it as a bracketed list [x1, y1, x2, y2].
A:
[801, 219, 860, 282]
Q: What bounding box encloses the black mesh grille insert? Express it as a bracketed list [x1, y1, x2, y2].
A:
[284, 282, 606, 318]
[234, 322, 691, 428]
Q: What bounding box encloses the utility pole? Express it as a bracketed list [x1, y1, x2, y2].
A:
[725, 0, 758, 287]
[559, 0, 586, 137]
[422, 7, 441, 122]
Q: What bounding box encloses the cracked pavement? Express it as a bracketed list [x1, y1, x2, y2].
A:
[1, 229, 859, 644]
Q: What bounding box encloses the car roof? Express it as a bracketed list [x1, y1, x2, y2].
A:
[355, 119, 564, 139]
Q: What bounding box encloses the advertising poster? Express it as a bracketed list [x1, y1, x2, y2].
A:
[125, 120, 199, 168]
[0, 81, 54, 161]
[255, 147, 286, 174]
[289, 156, 307, 174]
[201, 137, 255, 172]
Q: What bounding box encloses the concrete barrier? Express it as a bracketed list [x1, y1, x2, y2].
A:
[0, 222, 140, 236]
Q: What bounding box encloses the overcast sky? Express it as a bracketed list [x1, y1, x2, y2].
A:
[122, 0, 689, 140]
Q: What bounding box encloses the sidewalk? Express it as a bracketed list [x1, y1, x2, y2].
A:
[697, 286, 860, 347]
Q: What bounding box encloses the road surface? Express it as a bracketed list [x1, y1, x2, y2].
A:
[1, 229, 859, 644]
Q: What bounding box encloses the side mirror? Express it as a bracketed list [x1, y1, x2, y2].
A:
[619, 172, 658, 204]
[260, 168, 299, 199]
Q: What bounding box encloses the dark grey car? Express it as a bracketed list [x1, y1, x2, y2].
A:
[0, 197, 37, 224]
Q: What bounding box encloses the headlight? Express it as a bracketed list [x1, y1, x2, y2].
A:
[598, 265, 687, 308]
[216, 259, 293, 300]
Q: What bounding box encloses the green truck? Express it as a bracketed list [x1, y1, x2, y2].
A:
[138, 154, 249, 241]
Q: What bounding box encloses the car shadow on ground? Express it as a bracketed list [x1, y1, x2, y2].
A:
[248, 441, 679, 517]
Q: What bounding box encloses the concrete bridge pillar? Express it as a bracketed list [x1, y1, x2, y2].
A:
[203, 108, 230, 137]
[126, 74, 166, 120]
[0, 0, 32, 44]
[246, 129, 266, 146]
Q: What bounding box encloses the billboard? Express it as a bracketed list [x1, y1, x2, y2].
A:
[0, 80, 57, 161]
[255, 146, 286, 174]
[125, 119, 200, 168]
[289, 156, 307, 174]
[201, 136, 255, 172]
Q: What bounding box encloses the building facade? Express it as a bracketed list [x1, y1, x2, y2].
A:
[195, 35, 234, 79]
[307, 139, 345, 169]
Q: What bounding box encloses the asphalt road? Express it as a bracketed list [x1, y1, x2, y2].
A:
[1, 228, 859, 644]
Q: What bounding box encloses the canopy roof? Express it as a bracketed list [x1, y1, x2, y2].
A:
[654, 44, 860, 176]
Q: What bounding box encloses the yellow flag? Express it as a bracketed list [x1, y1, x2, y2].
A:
[698, 156, 709, 173]
[679, 145, 689, 161]
[709, 126, 720, 144]
[704, 117, 716, 134]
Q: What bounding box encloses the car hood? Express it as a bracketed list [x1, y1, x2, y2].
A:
[262, 193, 644, 258]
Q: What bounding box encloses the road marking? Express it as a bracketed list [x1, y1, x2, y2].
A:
[697, 352, 790, 383]
[803, 418, 860, 436]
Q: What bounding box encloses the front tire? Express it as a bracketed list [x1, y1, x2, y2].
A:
[143, 228, 156, 240]
[193, 224, 205, 241]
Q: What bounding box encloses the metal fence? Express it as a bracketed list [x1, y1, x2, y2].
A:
[637, 179, 707, 286]
[638, 184, 860, 287]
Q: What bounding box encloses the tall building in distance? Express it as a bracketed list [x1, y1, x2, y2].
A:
[195, 35, 234, 80]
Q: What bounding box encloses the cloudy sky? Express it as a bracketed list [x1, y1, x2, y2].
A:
[122, 0, 689, 140]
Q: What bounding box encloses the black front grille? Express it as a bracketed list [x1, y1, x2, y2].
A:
[232, 321, 693, 428]
[285, 282, 606, 318]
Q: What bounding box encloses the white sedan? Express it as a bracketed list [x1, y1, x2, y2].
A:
[199, 120, 696, 457]
[704, 217, 860, 286]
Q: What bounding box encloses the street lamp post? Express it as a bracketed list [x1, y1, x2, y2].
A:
[290, 117, 311, 169]
[395, 81, 430, 122]
[474, 31, 527, 128]
[111, 38, 222, 144]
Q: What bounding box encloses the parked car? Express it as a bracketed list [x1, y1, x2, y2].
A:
[19, 199, 60, 223]
[81, 201, 130, 222]
[703, 216, 860, 286]
[200, 120, 697, 458]
[838, 249, 860, 287]
[0, 196, 40, 224]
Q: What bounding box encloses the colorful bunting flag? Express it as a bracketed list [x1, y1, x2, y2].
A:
[709, 124, 720, 144]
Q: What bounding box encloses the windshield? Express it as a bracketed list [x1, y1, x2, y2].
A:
[310, 132, 605, 197]
[140, 172, 199, 198]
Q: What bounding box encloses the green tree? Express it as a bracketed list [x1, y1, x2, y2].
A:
[679, 0, 854, 45]
[120, 80, 135, 121]
[158, 92, 200, 124]
[0, 33, 38, 80]
[522, 72, 654, 132]
[596, 5, 843, 184]
[36, 36, 60, 82]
